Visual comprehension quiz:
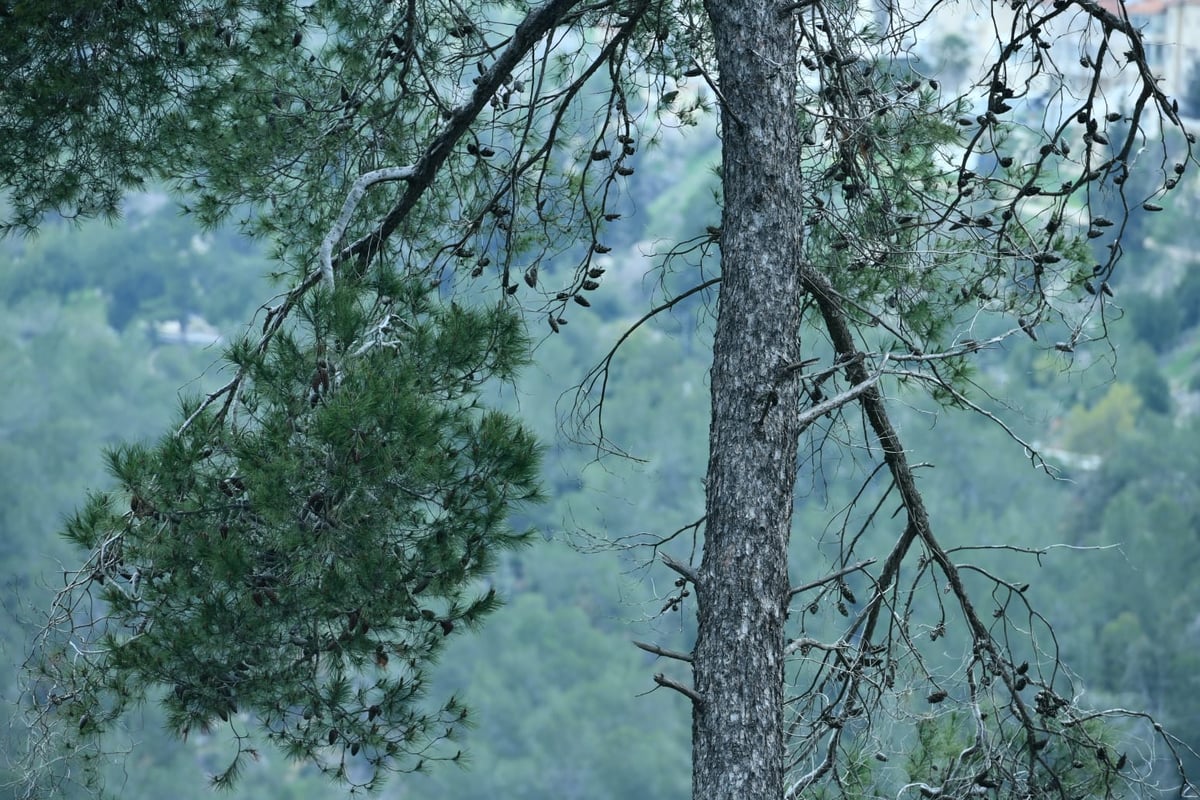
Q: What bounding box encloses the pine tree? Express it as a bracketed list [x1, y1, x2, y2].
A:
[4, 1, 1196, 798]
[25, 276, 541, 793]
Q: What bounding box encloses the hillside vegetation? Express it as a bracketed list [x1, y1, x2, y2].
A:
[3, 127, 1199, 796]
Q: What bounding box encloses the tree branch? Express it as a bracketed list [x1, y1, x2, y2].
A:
[573, 276, 722, 452]
[653, 672, 703, 706]
[320, 166, 416, 288]
[660, 553, 698, 585]
[792, 360, 887, 432]
[346, 0, 596, 263]
[634, 640, 693, 663]
[802, 260, 1046, 753]
[786, 559, 877, 602]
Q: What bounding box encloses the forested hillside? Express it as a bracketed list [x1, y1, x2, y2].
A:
[3, 117, 1199, 798]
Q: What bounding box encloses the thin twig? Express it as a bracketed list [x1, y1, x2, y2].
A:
[786, 559, 877, 601]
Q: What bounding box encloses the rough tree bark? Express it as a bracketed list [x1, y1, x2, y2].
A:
[693, 3, 803, 798]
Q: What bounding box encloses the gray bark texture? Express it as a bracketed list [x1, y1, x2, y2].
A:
[694, 3, 804, 799]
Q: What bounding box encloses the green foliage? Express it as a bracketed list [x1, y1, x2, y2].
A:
[0, 215, 698, 797]
[1049, 415, 1200, 776]
[1122, 292, 1183, 355]
[799, 70, 976, 351]
[24, 278, 542, 794]
[1060, 382, 1142, 455]
[896, 711, 1119, 800]
[0, 205, 269, 329]
[1132, 361, 1172, 416]
[1, 1, 306, 232]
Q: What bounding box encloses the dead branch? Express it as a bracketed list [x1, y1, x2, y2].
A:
[634, 640, 693, 663]
[652, 672, 703, 706]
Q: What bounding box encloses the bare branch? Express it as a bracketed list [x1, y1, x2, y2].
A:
[634, 640, 693, 663]
[786, 559, 877, 602]
[792, 359, 888, 433]
[652, 672, 703, 706]
[660, 553, 698, 585]
[571, 276, 722, 452]
[884, 367, 1060, 477]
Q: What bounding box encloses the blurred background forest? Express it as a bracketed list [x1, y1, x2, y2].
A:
[2, 116, 1200, 798]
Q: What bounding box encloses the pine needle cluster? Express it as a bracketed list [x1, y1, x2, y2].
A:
[25, 275, 541, 793]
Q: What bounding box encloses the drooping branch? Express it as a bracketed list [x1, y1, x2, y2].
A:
[789, 264, 1044, 771]
[788, 258, 1193, 797]
[572, 276, 722, 452]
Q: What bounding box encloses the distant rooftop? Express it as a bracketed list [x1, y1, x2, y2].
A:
[1099, 0, 1200, 14]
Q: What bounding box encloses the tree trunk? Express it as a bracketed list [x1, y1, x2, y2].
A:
[693, 4, 803, 799]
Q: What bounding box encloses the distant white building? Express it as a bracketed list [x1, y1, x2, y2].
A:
[152, 315, 222, 347]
